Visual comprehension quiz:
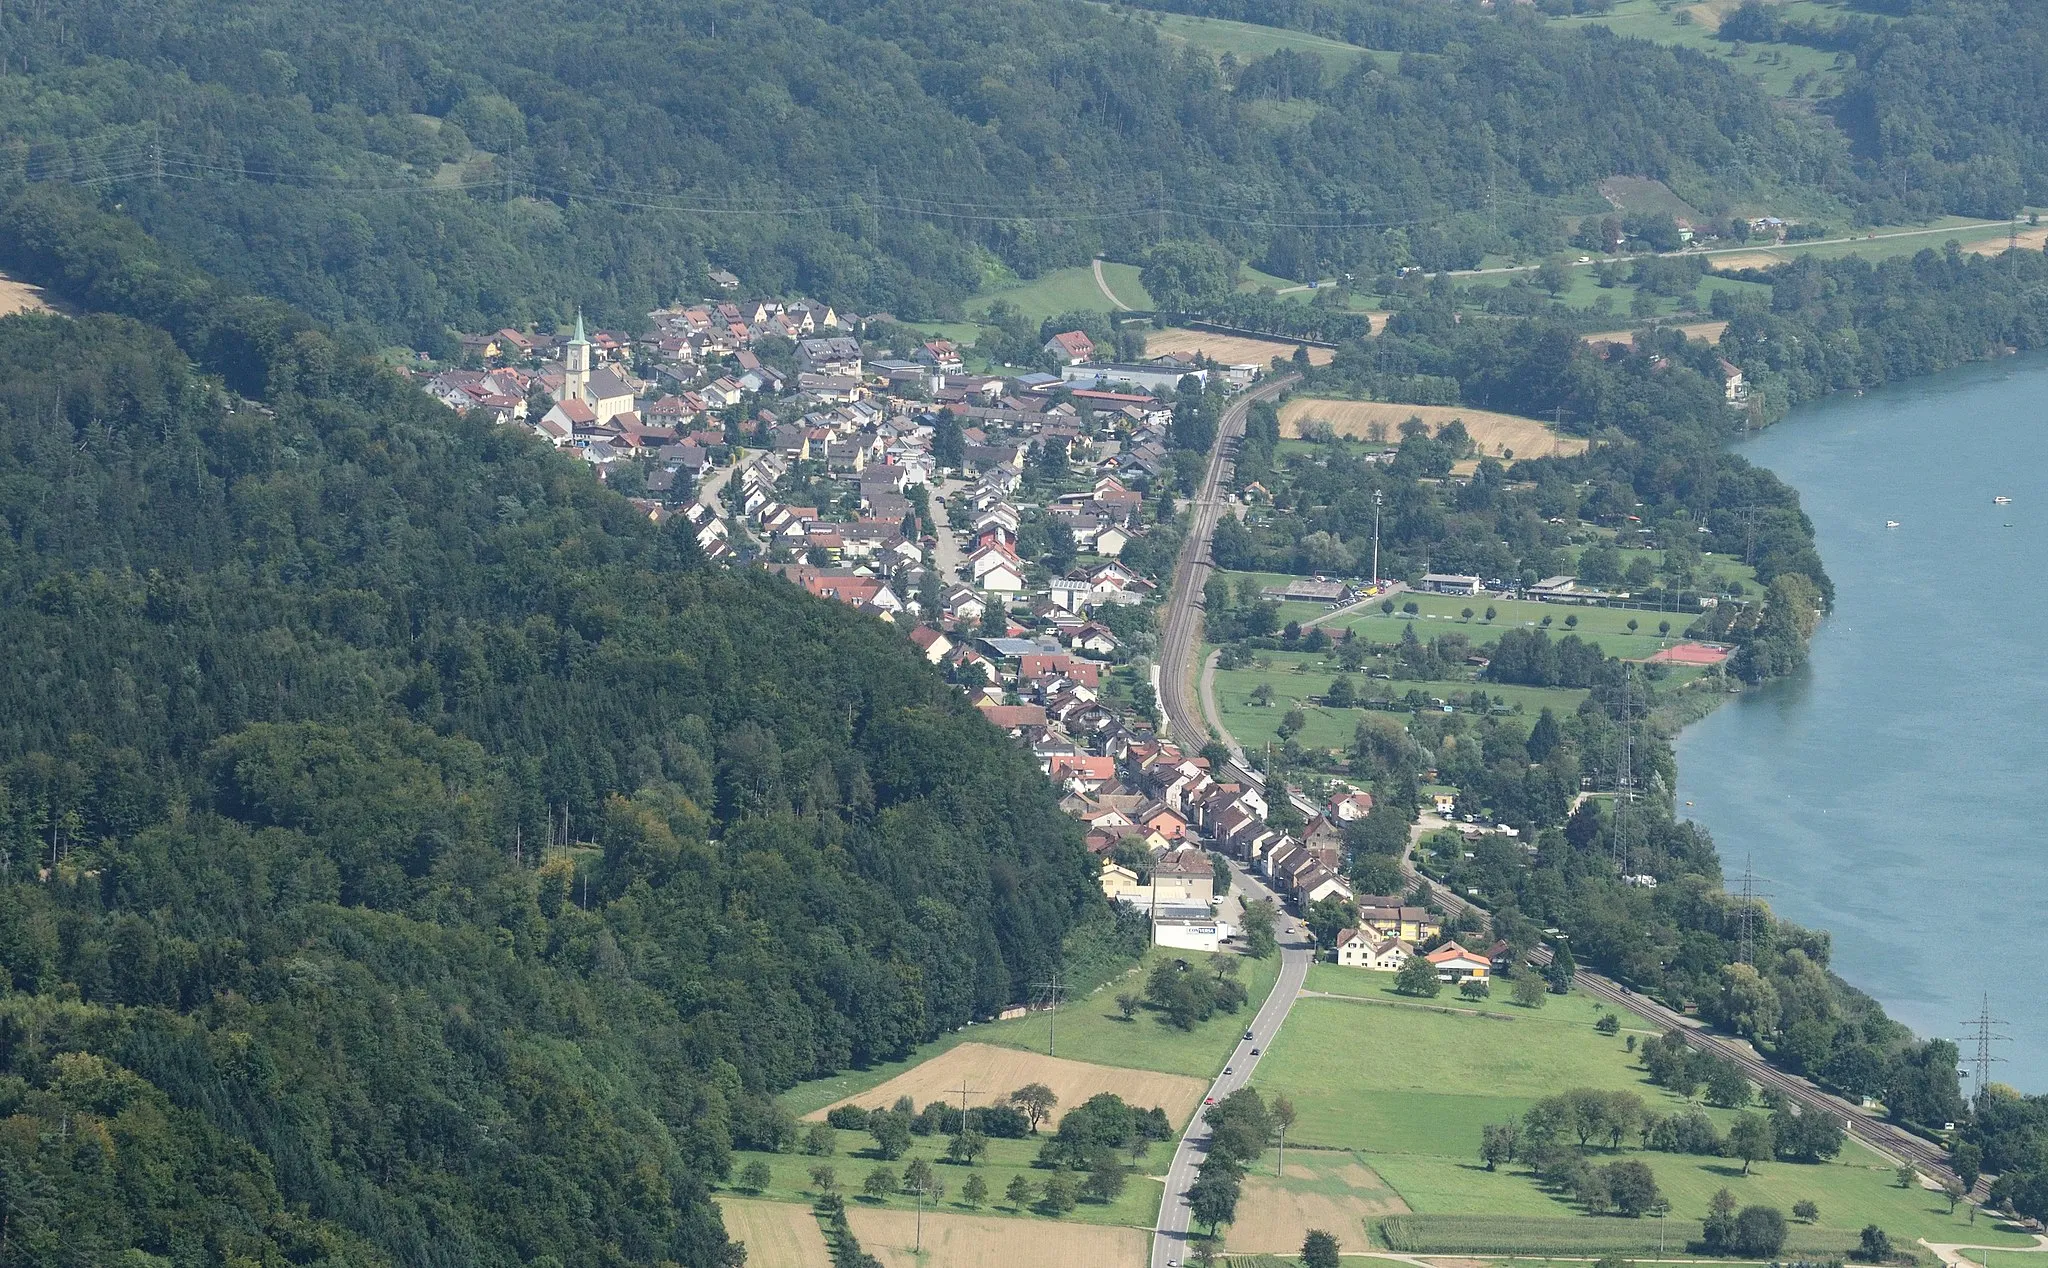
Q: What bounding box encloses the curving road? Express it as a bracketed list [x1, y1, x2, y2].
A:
[1157, 372, 1299, 758]
[1150, 863, 1316, 1268]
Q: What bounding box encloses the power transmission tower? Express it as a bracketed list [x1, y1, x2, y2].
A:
[1032, 969, 1065, 1056]
[1733, 855, 1771, 966]
[1958, 994, 2010, 1102]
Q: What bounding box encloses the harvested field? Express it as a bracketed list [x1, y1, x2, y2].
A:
[1278, 398, 1588, 467]
[1580, 320, 1728, 347]
[0, 275, 63, 318]
[717, 1198, 831, 1268]
[1643, 641, 1731, 665]
[802, 1041, 1207, 1129]
[1709, 250, 1789, 272]
[1144, 327, 1335, 366]
[1966, 225, 2048, 256]
[1222, 1157, 1409, 1253]
[846, 1207, 1148, 1268]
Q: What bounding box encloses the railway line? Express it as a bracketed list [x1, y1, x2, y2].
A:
[1149, 369, 1968, 1202]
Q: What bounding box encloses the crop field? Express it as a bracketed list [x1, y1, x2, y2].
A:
[1221, 1151, 1409, 1254]
[846, 1207, 1150, 1268]
[727, 1133, 1167, 1231]
[1251, 993, 2032, 1253]
[717, 1198, 832, 1268]
[804, 1042, 1207, 1130]
[1145, 327, 1335, 367]
[1580, 320, 1728, 347]
[1277, 399, 1588, 465]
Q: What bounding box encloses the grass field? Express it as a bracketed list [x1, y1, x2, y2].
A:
[968, 265, 1122, 325]
[847, 1205, 1150, 1268]
[1545, 0, 1855, 100]
[1209, 648, 1590, 753]
[717, 1197, 832, 1268]
[1222, 1150, 1409, 1254]
[1117, 7, 1394, 77]
[1252, 993, 2033, 1254]
[727, 1133, 1166, 1232]
[804, 1042, 1208, 1132]
[1581, 320, 1729, 347]
[1277, 399, 1588, 466]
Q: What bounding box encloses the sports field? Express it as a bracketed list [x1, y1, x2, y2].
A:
[1251, 993, 2033, 1253]
[805, 1042, 1207, 1131]
[848, 1206, 1150, 1268]
[717, 1197, 831, 1268]
[1277, 399, 1588, 465]
[1326, 591, 1690, 648]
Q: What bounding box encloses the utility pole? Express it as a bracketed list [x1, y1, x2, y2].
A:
[949, 1077, 980, 1136]
[1613, 664, 1632, 874]
[1033, 969, 1065, 1056]
[1371, 489, 1383, 587]
[1958, 994, 2010, 1102]
[1733, 855, 1771, 966]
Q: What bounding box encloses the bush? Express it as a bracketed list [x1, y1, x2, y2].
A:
[1732, 1206, 1788, 1258]
[1857, 1225, 1893, 1263]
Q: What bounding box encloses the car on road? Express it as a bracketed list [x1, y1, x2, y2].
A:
[1244, 1029, 1254, 1040]
[1250, 1047, 1260, 1055]
[1224, 1066, 1233, 1075]
[1203, 1096, 1214, 1105]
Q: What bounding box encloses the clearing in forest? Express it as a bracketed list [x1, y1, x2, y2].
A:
[0, 274, 63, 318]
[1144, 327, 1336, 366]
[801, 1041, 1207, 1129]
[846, 1207, 1149, 1268]
[1222, 1154, 1410, 1253]
[1580, 320, 1729, 347]
[716, 1197, 831, 1268]
[1277, 398, 1588, 466]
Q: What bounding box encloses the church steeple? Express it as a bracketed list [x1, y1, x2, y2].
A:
[562, 309, 591, 404]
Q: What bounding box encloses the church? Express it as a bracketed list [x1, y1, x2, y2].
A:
[538, 313, 637, 443]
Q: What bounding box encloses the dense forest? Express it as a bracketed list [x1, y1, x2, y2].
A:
[0, 192, 1103, 1263]
[0, 0, 1872, 340]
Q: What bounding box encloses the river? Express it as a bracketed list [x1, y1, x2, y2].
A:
[1675, 351, 2048, 1092]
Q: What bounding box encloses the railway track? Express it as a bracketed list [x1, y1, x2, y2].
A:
[1147, 367, 1969, 1203]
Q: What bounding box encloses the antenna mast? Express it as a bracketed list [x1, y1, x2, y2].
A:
[1734, 855, 1772, 966]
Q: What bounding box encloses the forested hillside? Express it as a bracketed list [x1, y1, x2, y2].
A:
[0, 0, 1855, 339]
[0, 193, 1101, 1263]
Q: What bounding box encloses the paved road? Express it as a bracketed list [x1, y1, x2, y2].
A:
[1150, 863, 1315, 1268]
[1156, 372, 1300, 756]
[926, 478, 966, 581]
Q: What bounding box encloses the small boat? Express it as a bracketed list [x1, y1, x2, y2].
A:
[1885, 520, 1901, 529]
[1995, 496, 2013, 505]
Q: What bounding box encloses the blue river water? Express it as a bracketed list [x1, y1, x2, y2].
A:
[1674, 351, 2048, 1091]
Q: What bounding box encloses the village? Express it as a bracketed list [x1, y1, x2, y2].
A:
[409, 276, 1529, 991]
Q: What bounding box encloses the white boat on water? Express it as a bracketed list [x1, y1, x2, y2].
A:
[1995, 495, 2013, 504]
[1885, 520, 1901, 528]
